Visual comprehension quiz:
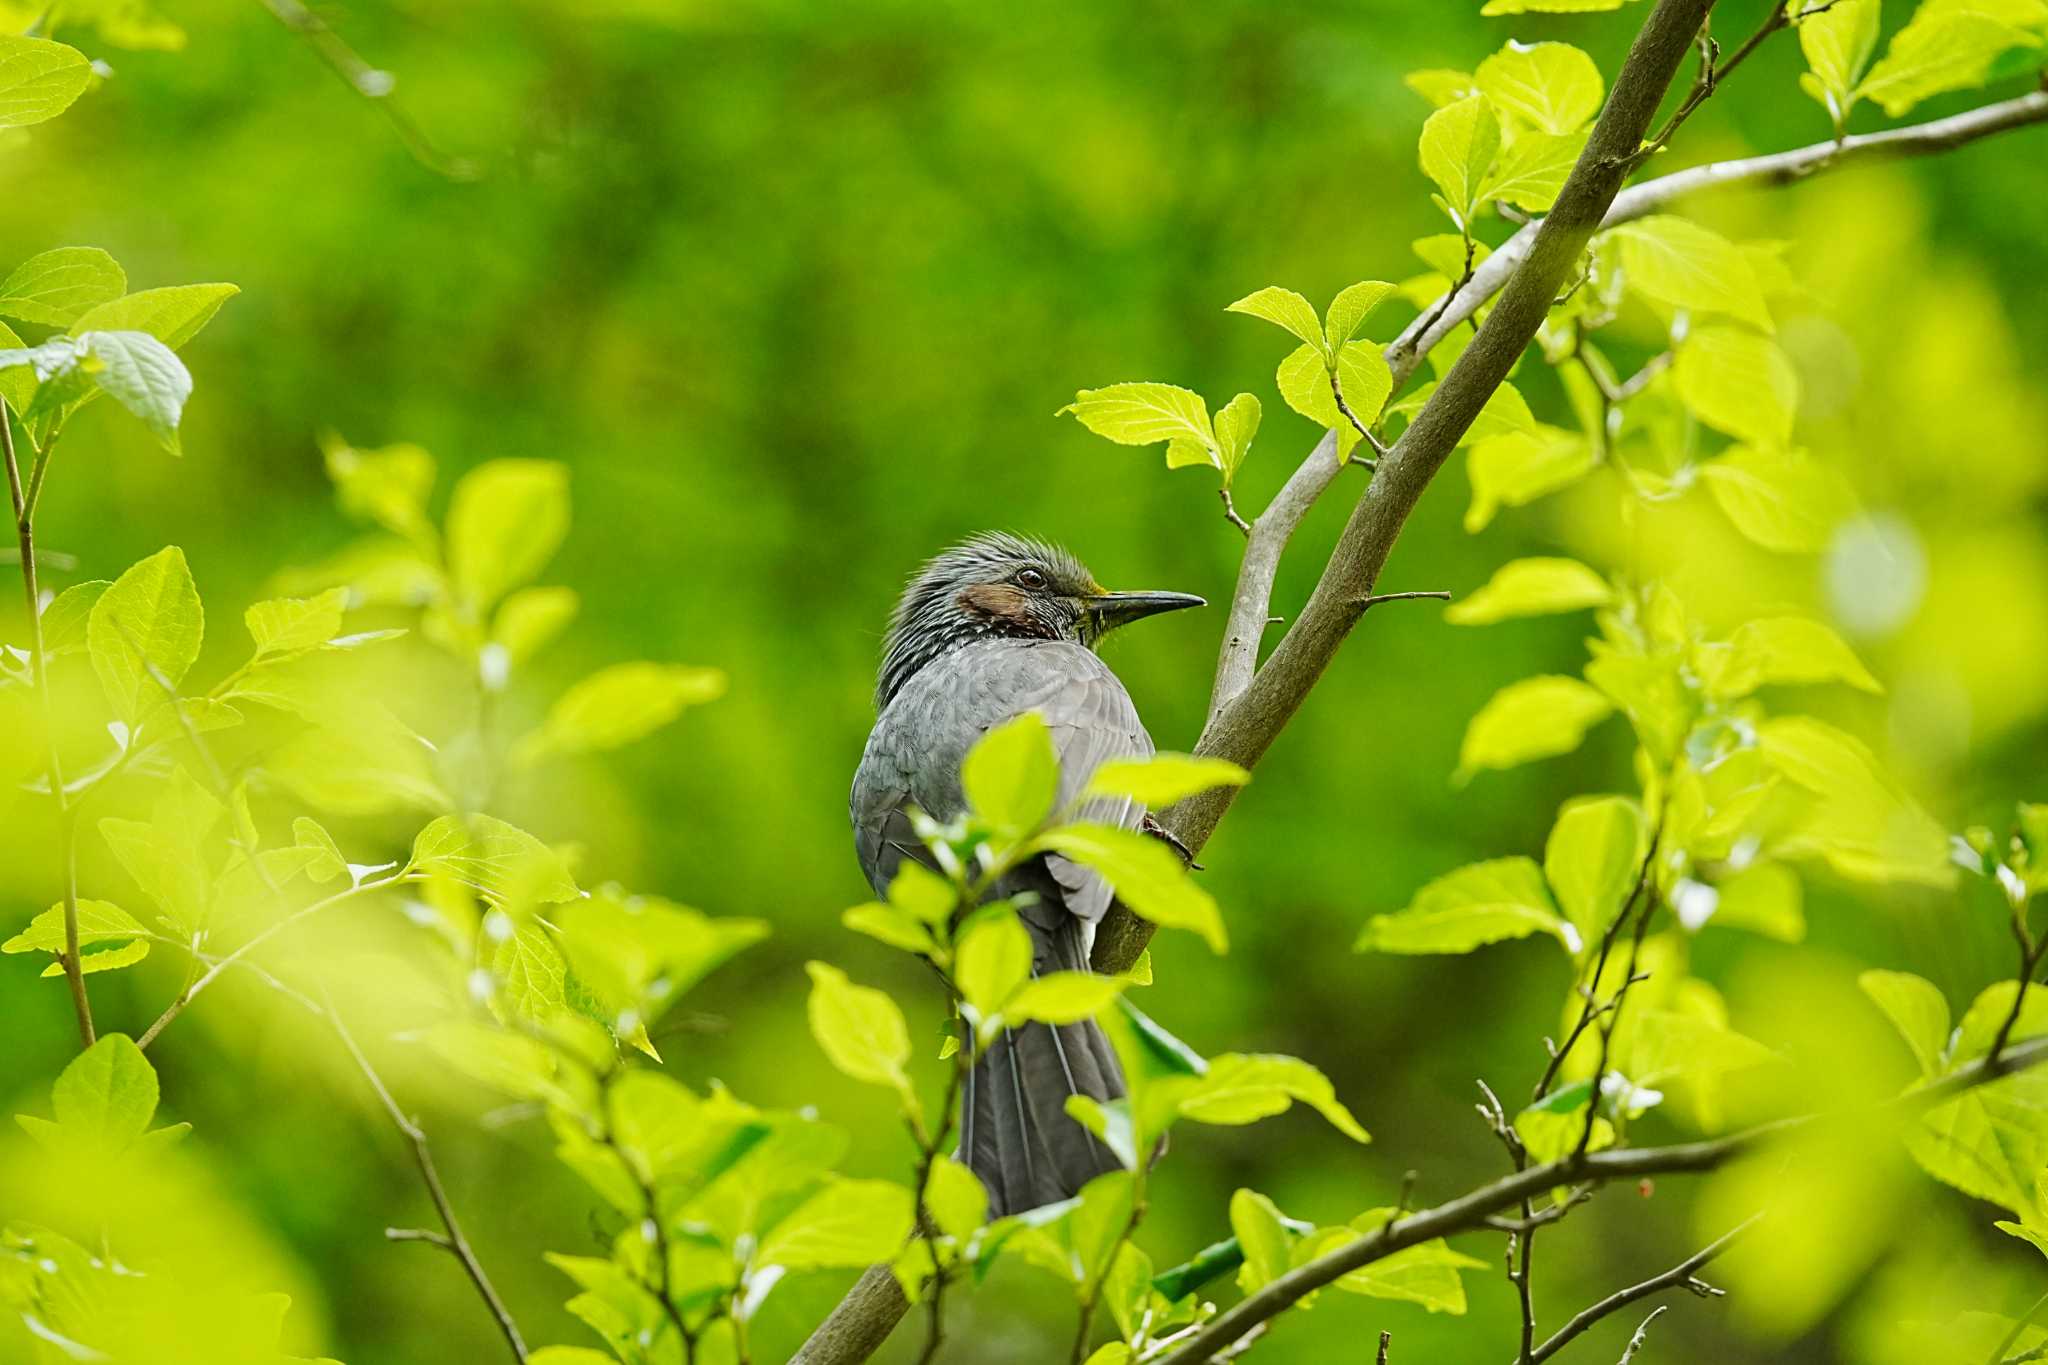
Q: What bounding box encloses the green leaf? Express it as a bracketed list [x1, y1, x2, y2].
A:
[77, 330, 193, 454]
[40, 578, 109, 652]
[409, 814, 580, 905]
[1007, 971, 1127, 1026]
[962, 711, 1060, 836]
[492, 923, 567, 1023]
[51, 1034, 158, 1148]
[0, 248, 126, 326]
[1699, 446, 1853, 553]
[1457, 674, 1613, 780]
[1797, 0, 1881, 113]
[1477, 129, 1588, 212]
[447, 459, 569, 611]
[0, 35, 93, 128]
[1544, 796, 1645, 949]
[1358, 856, 1572, 954]
[926, 1154, 988, 1239]
[1702, 616, 1881, 698]
[1445, 557, 1611, 625]
[1673, 325, 1799, 448]
[842, 902, 937, 954]
[805, 961, 914, 1099]
[1324, 281, 1398, 350]
[1954, 980, 2048, 1062]
[1418, 95, 1501, 219]
[1178, 1053, 1371, 1142]
[1212, 391, 1260, 485]
[492, 585, 578, 663]
[1513, 1082, 1616, 1162]
[1757, 716, 1954, 886]
[1907, 1065, 2048, 1217]
[514, 661, 726, 765]
[1704, 861, 1806, 942]
[292, 817, 348, 884]
[1230, 1189, 1293, 1292]
[1464, 426, 1595, 532]
[1475, 41, 1604, 134]
[1405, 69, 1480, 106]
[2, 899, 152, 976]
[530, 1350, 620, 1365]
[1610, 216, 1773, 331]
[1225, 287, 1326, 356]
[1859, 969, 1952, 1077]
[69, 283, 239, 349]
[757, 1178, 916, 1270]
[1856, 2, 2044, 116]
[1084, 753, 1250, 808]
[88, 545, 204, 724]
[554, 888, 766, 1029]
[1061, 382, 1217, 461]
[245, 588, 348, 658]
[1331, 1218, 1488, 1313]
[1037, 823, 1228, 953]
[957, 910, 1033, 1021]
[1276, 339, 1391, 456]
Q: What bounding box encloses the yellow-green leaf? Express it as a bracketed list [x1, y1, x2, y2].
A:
[515, 662, 726, 765]
[757, 1178, 916, 1270]
[1037, 823, 1227, 953]
[1178, 1053, 1371, 1142]
[0, 247, 126, 327]
[957, 911, 1033, 1021]
[1007, 971, 1127, 1026]
[1855, 3, 2044, 116]
[1457, 675, 1612, 779]
[1699, 447, 1853, 553]
[1213, 391, 1261, 485]
[1226, 286, 1326, 355]
[1062, 382, 1217, 456]
[1544, 796, 1645, 948]
[69, 284, 240, 350]
[1445, 557, 1611, 625]
[1702, 616, 1882, 698]
[88, 546, 204, 724]
[1084, 753, 1249, 808]
[1464, 426, 1595, 532]
[447, 459, 569, 611]
[0, 35, 93, 129]
[1797, 0, 1881, 111]
[1419, 95, 1501, 218]
[1476, 41, 1604, 134]
[962, 711, 1060, 836]
[1324, 281, 1398, 350]
[1610, 216, 1773, 331]
[1859, 969, 1951, 1077]
[1358, 856, 1572, 954]
[1477, 129, 1588, 212]
[1673, 325, 1799, 447]
[804, 962, 914, 1098]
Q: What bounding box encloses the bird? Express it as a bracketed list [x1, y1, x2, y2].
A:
[850, 532, 1204, 1215]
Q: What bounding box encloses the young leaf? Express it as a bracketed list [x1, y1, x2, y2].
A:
[0, 247, 126, 327]
[410, 814, 580, 905]
[1702, 616, 1882, 698]
[88, 545, 204, 724]
[0, 35, 94, 128]
[1797, 0, 1881, 117]
[805, 961, 914, 1099]
[1418, 95, 1502, 219]
[1481, 0, 1632, 15]
[1061, 383, 1218, 465]
[1858, 969, 1951, 1077]
[1084, 753, 1250, 808]
[1475, 41, 1604, 135]
[1477, 129, 1588, 212]
[842, 902, 937, 954]
[1444, 557, 1611, 625]
[40, 579, 110, 653]
[1673, 325, 1799, 448]
[926, 1154, 989, 1239]
[1464, 426, 1595, 532]
[1225, 287, 1326, 356]
[1544, 796, 1646, 949]
[1276, 339, 1391, 456]
[245, 588, 349, 658]
[1457, 674, 1613, 780]
[68, 283, 240, 349]
[1230, 1189, 1294, 1292]
[2, 899, 150, 975]
[758, 1179, 917, 1270]
[956, 911, 1033, 1021]
[1609, 216, 1773, 331]
[1037, 823, 1227, 953]
[1177, 1053, 1371, 1142]
[1007, 971, 1127, 1026]
[493, 585, 579, 663]
[50, 1034, 158, 1148]
[962, 711, 1060, 836]
[1330, 1214, 1489, 1312]
[1699, 447, 1853, 553]
[78, 330, 193, 454]
[1324, 281, 1397, 350]
[447, 459, 570, 611]
[1405, 69, 1480, 106]
[515, 662, 726, 765]
[1358, 856, 1572, 954]
[1212, 391, 1260, 485]
[1855, 3, 2042, 116]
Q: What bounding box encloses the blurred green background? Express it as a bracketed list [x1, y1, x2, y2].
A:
[4, 0, 2047, 1360]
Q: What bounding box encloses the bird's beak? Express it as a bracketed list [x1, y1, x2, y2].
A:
[1082, 589, 1207, 634]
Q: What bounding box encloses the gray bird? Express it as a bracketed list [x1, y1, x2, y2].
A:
[850, 532, 1203, 1214]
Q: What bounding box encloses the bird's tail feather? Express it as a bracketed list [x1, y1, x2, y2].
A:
[960, 917, 1127, 1216]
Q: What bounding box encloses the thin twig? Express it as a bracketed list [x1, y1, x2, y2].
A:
[328, 996, 530, 1362]
[1218, 487, 1251, 536]
[1356, 590, 1452, 611]
[1529, 1214, 1753, 1363]
[1988, 1287, 2048, 1365]
[1616, 1306, 1666, 1365]
[1377, 1330, 1392, 1365]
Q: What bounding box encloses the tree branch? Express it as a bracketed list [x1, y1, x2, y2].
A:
[1150, 1033, 2048, 1364]
[1092, 80, 2048, 978]
[1527, 1212, 1754, 1363]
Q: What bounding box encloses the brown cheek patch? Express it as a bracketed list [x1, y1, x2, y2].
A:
[958, 584, 1055, 637]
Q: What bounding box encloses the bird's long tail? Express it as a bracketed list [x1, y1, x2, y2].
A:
[959, 913, 1127, 1217]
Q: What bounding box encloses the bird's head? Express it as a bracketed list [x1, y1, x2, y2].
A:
[875, 532, 1204, 708]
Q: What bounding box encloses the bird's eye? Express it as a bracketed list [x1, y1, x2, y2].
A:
[1015, 567, 1048, 591]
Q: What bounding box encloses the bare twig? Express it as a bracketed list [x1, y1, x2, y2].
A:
[1377, 1330, 1393, 1365]
[329, 998, 530, 1362]
[1616, 1306, 1666, 1365]
[3, 398, 92, 1048]
[1148, 1035, 2048, 1364]
[254, 0, 476, 180]
[1356, 590, 1452, 610]
[1528, 1214, 1754, 1363]
[1218, 487, 1251, 537]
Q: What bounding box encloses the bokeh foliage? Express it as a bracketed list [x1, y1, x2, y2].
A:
[4, 0, 2048, 1361]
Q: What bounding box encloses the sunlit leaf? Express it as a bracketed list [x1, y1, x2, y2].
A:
[756, 1178, 915, 1270]
[1177, 1053, 1371, 1142]
[962, 711, 1060, 836]
[1859, 969, 1952, 1077]
[447, 458, 569, 611]
[1446, 557, 1611, 625]
[1457, 675, 1613, 779]
[1856, 1, 2045, 115]
[1609, 215, 1773, 331]
[88, 545, 204, 724]
[1037, 823, 1227, 952]
[1225, 286, 1326, 355]
[1464, 426, 1595, 532]
[1544, 796, 1645, 949]
[514, 661, 726, 765]
[1084, 753, 1249, 808]
[1699, 446, 1854, 553]
[1797, 0, 1881, 114]
[0, 35, 93, 128]
[410, 814, 580, 905]
[1701, 615, 1882, 698]
[957, 910, 1033, 1021]
[1475, 41, 1603, 134]
[69, 283, 240, 349]
[0, 247, 126, 326]
[804, 961, 914, 1100]
[1419, 95, 1501, 218]
[1007, 971, 1127, 1026]
[1358, 856, 1572, 954]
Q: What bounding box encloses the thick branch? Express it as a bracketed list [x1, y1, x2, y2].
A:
[1154, 1033, 2048, 1363]
[1093, 81, 2048, 977]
